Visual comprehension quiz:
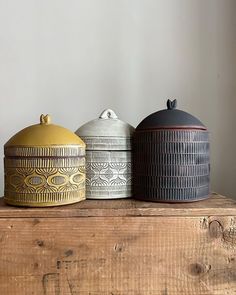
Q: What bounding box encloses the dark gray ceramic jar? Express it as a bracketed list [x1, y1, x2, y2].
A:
[134, 99, 210, 202]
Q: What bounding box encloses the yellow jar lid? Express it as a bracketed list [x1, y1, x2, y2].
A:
[5, 114, 85, 147]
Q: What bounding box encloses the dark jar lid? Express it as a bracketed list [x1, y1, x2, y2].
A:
[136, 99, 207, 131]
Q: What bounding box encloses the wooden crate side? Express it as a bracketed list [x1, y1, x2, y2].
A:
[0, 216, 236, 295]
[0, 194, 236, 218]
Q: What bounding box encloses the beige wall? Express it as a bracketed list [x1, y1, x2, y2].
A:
[0, 0, 235, 198]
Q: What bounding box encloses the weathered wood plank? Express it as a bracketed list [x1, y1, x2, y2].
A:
[0, 216, 236, 294]
[0, 193, 235, 218]
[1, 194, 236, 294]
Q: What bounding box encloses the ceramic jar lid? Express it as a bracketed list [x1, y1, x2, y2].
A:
[136, 99, 206, 131]
[76, 109, 135, 150]
[5, 114, 85, 156]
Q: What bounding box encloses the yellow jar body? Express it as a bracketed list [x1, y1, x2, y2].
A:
[4, 146, 85, 207]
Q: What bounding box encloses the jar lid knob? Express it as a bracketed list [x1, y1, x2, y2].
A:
[99, 109, 118, 119]
[167, 99, 177, 110]
[40, 114, 51, 125]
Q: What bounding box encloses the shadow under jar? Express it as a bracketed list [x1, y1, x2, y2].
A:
[133, 99, 210, 202]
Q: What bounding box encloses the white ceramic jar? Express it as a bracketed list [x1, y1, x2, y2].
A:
[76, 109, 134, 199]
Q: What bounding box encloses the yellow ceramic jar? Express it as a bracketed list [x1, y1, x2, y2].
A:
[4, 114, 86, 207]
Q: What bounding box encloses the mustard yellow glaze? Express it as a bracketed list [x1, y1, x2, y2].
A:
[4, 194, 86, 207]
[5, 114, 85, 147]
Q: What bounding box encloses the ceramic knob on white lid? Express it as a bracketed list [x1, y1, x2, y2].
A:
[76, 109, 135, 199]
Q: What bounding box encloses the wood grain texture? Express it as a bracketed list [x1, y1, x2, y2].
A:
[0, 194, 236, 294]
[0, 193, 236, 218]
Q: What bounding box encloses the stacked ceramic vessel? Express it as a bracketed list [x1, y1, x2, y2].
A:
[133, 99, 210, 202]
[76, 109, 135, 199]
[4, 115, 86, 207]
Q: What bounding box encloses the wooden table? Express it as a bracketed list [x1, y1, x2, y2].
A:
[0, 193, 236, 294]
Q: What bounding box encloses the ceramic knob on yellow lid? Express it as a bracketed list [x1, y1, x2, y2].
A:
[4, 114, 86, 207]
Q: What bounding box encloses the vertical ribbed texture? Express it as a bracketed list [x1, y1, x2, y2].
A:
[134, 130, 210, 202]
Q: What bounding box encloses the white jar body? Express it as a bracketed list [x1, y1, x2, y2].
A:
[85, 150, 132, 199]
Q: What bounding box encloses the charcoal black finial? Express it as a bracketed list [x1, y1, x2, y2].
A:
[167, 99, 177, 110]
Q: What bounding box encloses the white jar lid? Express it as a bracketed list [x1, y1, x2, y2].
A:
[75, 109, 135, 151]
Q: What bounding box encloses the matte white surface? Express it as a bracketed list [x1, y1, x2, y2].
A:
[0, 0, 235, 198]
[76, 109, 135, 137]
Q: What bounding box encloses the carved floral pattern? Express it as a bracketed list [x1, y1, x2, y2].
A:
[86, 162, 131, 187]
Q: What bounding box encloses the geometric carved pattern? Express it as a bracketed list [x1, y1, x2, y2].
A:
[86, 162, 131, 187]
[80, 136, 132, 151]
[134, 129, 210, 202]
[85, 151, 132, 199]
[4, 145, 85, 157]
[4, 146, 85, 207]
[5, 167, 85, 194]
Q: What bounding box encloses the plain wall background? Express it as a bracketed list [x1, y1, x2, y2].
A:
[0, 0, 235, 198]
